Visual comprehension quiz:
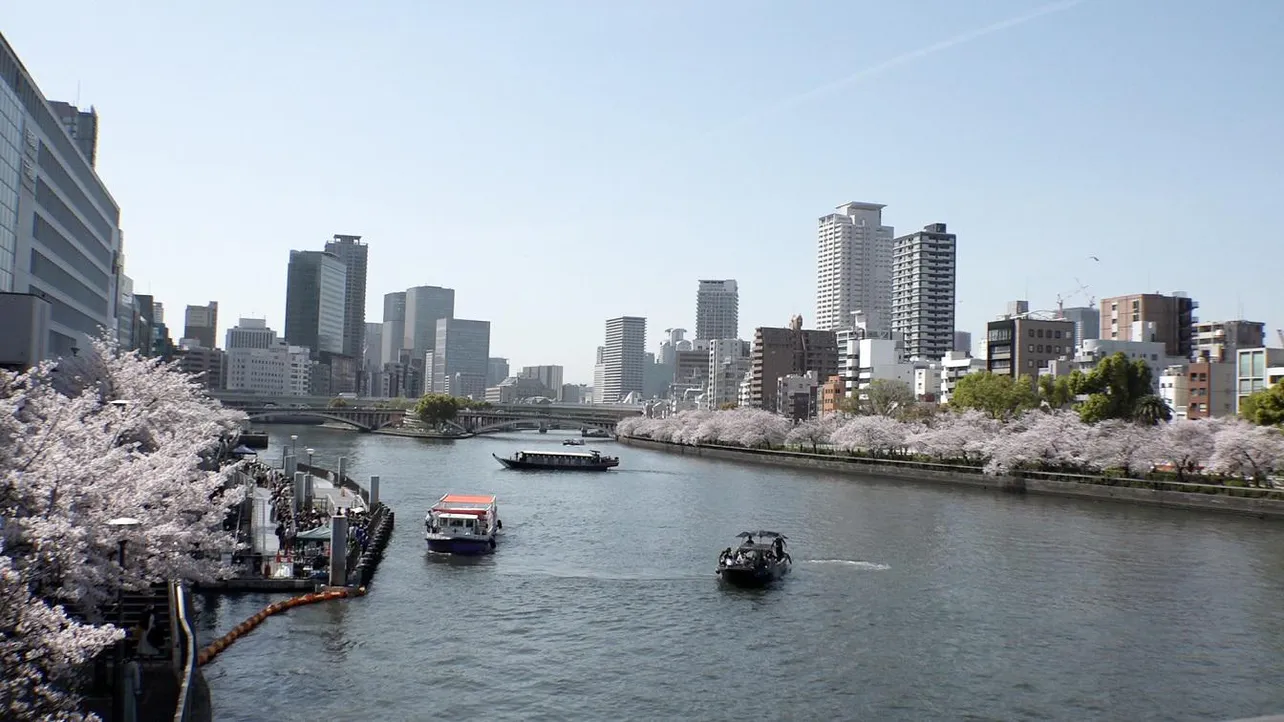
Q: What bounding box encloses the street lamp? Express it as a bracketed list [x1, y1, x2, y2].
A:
[305, 448, 315, 481]
[106, 516, 141, 722]
[284, 434, 298, 470]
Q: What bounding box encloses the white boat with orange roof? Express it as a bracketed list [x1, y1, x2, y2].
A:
[424, 493, 502, 555]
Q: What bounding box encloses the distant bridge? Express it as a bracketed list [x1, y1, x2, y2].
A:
[237, 403, 641, 435]
[241, 407, 405, 433]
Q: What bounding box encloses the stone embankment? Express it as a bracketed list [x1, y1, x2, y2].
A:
[619, 437, 1284, 520]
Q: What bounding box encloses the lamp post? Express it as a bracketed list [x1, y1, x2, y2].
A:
[305, 448, 315, 478]
[106, 516, 141, 722]
[284, 434, 298, 470]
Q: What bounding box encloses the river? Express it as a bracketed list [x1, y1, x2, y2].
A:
[196, 425, 1284, 721]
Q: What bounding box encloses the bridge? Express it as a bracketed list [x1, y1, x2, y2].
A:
[241, 407, 406, 432]
[236, 402, 641, 435]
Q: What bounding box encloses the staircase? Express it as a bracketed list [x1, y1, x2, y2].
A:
[104, 583, 172, 657]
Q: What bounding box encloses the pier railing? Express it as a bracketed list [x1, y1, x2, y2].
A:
[298, 462, 370, 505]
[171, 581, 198, 722]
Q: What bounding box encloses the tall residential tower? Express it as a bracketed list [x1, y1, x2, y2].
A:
[601, 316, 646, 403]
[815, 202, 893, 332]
[695, 279, 739, 341]
[890, 223, 956, 361]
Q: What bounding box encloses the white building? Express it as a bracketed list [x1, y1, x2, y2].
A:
[891, 223, 956, 361]
[855, 337, 916, 396]
[1072, 337, 1182, 392]
[836, 311, 898, 389]
[226, 345, 289, 395]
[1159, 364, 1190, 419]
[776, 371, 820, 419]
[704, 339, 752, 409]
[914, 364, 942, 402]
[737, 370, 753, 408]
[600, 317, 646, 403]
[939, 350, 986, 403]
[225, 318, 278, 350]
[286, 345, 312, 396]
[695, 280, 739, 341]
[816, 202, 893, 332]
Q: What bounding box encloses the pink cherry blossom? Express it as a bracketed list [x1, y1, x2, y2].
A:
[1, 338, 248, 717]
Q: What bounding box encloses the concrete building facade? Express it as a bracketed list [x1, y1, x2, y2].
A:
[750, 315, 838, 412]
[432, 318, 490, 396]
[1193, 320, 1265, 364]
[403, 285, 454, 362]
[519, 365, 564, 399]
[986, 316, 1076, 378]
[1100, 292, 1197, 359]
[183, 301, 218, 349]
[891, 222, 956, 361]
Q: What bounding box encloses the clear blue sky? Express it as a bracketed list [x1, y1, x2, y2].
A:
[7, 0, 1282, 382]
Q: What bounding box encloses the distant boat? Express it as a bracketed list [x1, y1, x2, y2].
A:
[563, 438, 585, 446]
[716, 531, 791, 588]
[581, 428, 610, 438]
[424, 494, 501, 555]
[493, 449, 619, 471]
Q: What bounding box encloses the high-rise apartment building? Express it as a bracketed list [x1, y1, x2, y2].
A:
[323, 234, 367, 359]
[183, 301, 218, 348]
[750, 315, 838, 411]
[952, 331, 972, 355]
[695, 280, 739, 341]
[284, 250, 346, 355]
[519, 365, 564, 398]
[432, 318, 490, 397]
[890, 223, 956, 361]
[1192, 320, 1265, 364]
[0, 34, 124, 362]
[601, 317, 646, 403]
[705, 339, 752, 409]
[815, 202, 893, 332]
[1099, 292, 1197, 359]
[403, 285, 455, 362]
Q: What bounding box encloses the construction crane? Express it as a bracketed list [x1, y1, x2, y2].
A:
[1055, 278, 1092, 318]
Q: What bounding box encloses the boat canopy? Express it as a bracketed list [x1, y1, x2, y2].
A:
[519, 450, 601, 458]
[438, 494, 496, 505]
[436, 512, 484, 521]
[736, 530, 786, 539]
[430, 506, 489, 516]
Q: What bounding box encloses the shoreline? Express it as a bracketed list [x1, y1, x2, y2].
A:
[618, 437, 1284, 520]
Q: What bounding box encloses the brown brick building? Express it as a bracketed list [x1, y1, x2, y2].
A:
[751, 315, 838, 412]
[1099, 292, 1197, 359]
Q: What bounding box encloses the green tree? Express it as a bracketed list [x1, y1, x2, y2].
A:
[1038, 372, 1080, 409]
[858, 379, 916, 417]
[1132, 394, 1173, 425]
[718, 401, 739, 410]
[328, 397, 349, 408]
[948, 372, 1039, 419]
[414, 393, 462, 428]
[1240, 381, 1284, 426]
[1073, 352, 1161, 424]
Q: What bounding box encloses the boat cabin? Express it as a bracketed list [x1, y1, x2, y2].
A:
[514, 450, 614, 466]
[425, 494, 497, 536]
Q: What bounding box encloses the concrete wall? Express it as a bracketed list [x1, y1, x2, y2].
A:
[619, 437, 1284, 520]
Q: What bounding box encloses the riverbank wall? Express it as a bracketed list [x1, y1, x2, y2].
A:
[618, 437, 1284, 520]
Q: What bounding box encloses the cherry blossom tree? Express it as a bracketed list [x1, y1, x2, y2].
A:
[1, 339, 249, 717]
[830, 415, 907, 457]
[909, 410, 999, 463]
[1080, 419, 1158, 477]
[784, 416, 838, 452]
[1207, 419, 1284, 486]
[1154, 419, 1218, 482]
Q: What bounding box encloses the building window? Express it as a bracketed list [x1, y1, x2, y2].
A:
[1028, 329, 1035, 338]
[1054, 330, 1062, 339]
[1028, 344, 1034, 352]
[1037, 344, 1045, 353]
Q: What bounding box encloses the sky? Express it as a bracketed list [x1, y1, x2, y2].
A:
[5, 0, 1283, 383]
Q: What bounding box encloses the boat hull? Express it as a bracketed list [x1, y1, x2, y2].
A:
[425, 536, 496, 555]
[717, 562, 790, 588]
[493, 454, 618, 471]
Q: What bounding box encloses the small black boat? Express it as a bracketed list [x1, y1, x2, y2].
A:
[716, 531, 791, 588]
[493, 449, 619, 471]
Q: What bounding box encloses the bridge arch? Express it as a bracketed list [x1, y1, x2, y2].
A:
[244, 411, 375, 432]
[469, 417, 616, 437]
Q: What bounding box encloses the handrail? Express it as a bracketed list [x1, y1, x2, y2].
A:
[172, 581, 197, 722]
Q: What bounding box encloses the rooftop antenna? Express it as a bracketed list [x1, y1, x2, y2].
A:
[75, 80, 81, 106]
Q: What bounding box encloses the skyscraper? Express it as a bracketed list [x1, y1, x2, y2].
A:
[432, 317, 490, 397]
[403, 285, 455, 362]
[323, 234, 368, 359]
[381, 291, 406, 364]
[815, 202, 893, 332]
[284, 250, 346, 355]
[0, 34, 123, 363]
[47, 101, 97, 167]
[486, 357, 510, 387]
[183, 301, 219, 348]
[601, 316, 646, 403]
[891, 223, 956, 361]
[695, 279, 739, 341]
[519, 365, 564, 398]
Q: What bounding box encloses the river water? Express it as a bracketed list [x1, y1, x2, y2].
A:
[196, 425, 1284, 722]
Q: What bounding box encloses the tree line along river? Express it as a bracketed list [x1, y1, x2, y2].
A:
[194, 425, 1284, 722]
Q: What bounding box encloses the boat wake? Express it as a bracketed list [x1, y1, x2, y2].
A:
[804, 560, 890, 571]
